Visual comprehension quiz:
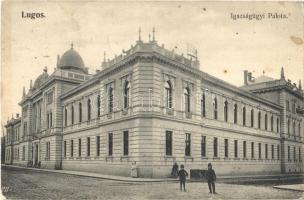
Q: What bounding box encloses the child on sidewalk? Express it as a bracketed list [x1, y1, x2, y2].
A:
[178, 164, 188, 192]
[206, 163, 217, 194]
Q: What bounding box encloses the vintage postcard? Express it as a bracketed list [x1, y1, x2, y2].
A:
[1, 1, 303, 199]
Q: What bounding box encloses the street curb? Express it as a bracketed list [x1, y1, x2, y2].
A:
[1, 165, 178, 183]
[273, 186, 304, 192]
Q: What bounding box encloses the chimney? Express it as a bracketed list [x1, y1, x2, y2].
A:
[244, 70, 248, 85]
[248, 72, 252, 82]
[16, 113, 19, 118]
[280, 67, 285, 80]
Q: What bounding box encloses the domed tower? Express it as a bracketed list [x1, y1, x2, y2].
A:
[57, 43, 88, 74]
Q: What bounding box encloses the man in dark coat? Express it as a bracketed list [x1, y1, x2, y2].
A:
[206, 163, 217, 194]
[178, 164, 188, 192]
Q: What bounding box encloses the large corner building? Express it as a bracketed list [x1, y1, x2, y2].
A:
[4, 32, 304, 177]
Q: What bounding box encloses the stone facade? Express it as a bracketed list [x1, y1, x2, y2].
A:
[4, 34, 304, 178]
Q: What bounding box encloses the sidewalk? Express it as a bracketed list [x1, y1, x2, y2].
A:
[2, 164, 303, 183]
[273, 184, 304, 192]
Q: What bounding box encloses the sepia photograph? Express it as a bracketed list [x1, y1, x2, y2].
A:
[1, 1, 304, 199]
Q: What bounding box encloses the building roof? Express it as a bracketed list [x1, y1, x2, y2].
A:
[252, 75, 275, 84]
[58, 46, 85, 71]
[33, 68, 49, 89]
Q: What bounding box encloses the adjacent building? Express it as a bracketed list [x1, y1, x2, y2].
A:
[4, 31, 304, 177]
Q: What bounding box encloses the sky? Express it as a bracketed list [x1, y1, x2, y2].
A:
[1, 1, 304, 127]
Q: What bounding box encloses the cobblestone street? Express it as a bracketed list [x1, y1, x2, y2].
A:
[1, 166, 303, 200]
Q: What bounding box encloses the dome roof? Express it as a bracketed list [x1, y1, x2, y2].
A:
[33, 68, 49, 89]
[58, 45, 85, 71]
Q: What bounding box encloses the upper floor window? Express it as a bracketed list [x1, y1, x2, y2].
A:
[292, 103, 296, 113]
[124, 81, 130, 109]
[97, 95, 101, 117]
[271, 115, 274, 132]
[184, 87, 191, 113]
[234, 104, 238, 124]
[242, 107, 246, 126]
[165, 81, 172, 109]
[87, 99, 91, 121]
[265, 113, 268, 130]
[213, 97, 218, 120]
[286, 100, 290, 111]
[258, 111, 261, 129]
[224, 101, 228, 122]
[277, 118, 279, 133]
[64, 108, 67, 127]
[108, 87, 114, 113]
[251, 109, 254, 127]
[47, 91, 53, 104]
[299, 123, 301, 136]
[293, 121, 296, 135]
[79, 102, 82, 123]
[287, 119, 290, 135]
[201, 93, 206, 117]
[71, 105, 74, 125]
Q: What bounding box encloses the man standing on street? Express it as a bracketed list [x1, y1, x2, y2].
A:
[206, 163, 217, 194]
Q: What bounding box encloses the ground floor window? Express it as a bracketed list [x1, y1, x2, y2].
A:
[123, 131, 129, 156]
[213, 137, 218, 157]
[234, 140, 238, 158]
[78, 139, 82, 157]
[277, 145, 280, 160]
[243, 141, 246, 158]
[224, 139, 228, 158]
[22, 146, 25, 160]
[70, 140, 74, 157]
[201, 136, 206, 157]
[271, 145, 274, 159]
[108, 133, 113, 156]
[87, 137, 91, 157]
[185, 133, 191, 156]
[288, 146, 290, 161]
[165, 131, 172, 156]
[251, 142, 254, 158]
[46, 142, 50, 160]
[96, 136, 100, 156]
[258, 143, 261, 159]
[64, 141, 67, 158]
[265, 144, 268, 159]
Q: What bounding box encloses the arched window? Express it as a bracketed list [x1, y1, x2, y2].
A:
[251, 109, 254, 127]
[165, 81, 172, 109]
[97, 95, 100, 117]
[242, 107, 246, 126]
[265, 113, 268, 130]
[79, 102, 82, 123]
[271, 115, 274, 131]
[71, 105, 74, 125]
[124, 81, 130, 109]
[201, 93, 206, 117]
[258, 111, 261, 129]
[87, 99, 91, 121]
[234, 104, 238, 124]
[224, 100, 228, 122]
[213, 97, 218, 120]
[108, 87, 113, 113]
[64, 108, 67, 127]
[184, 87, 190, 113]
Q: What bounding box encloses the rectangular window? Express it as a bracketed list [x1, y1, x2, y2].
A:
[277, 145, 280, 160]
[96, 136, 100, 156]
[47, 91, 53, 104]
[78, 138, 82, 157]
[271, 145, 274, 159]
[22, 146, 25, 160]
[258, 143, 262, 159]
[243, 141, 247, 158]
[213, 137, 218, 157]
[251, 142, 254, 158]
[224, 139, 228, 158]
[234, 140, 238, 158]
[46, 142, 50, 160]
[87, 137, 90, 157]
[299, 148, 302, 161]
[293, 146, 296, 161]
[108, 133, 113, 156]
[166, 131, 172, 156]
[265, 144, 268, 159]
[64, 141, 67, 158]
[70, 140, 74, 157]
[288, 146, 290, 161]
[201, 136, 206, 157]
[123, 131, 129, 156]
[185, 133, 191, 156]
